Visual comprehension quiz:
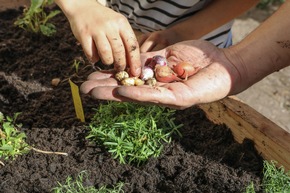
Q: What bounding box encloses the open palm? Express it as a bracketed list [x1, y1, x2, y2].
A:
[80, 40, 239, 109]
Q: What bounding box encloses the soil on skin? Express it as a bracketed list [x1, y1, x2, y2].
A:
[0, 7, 264, 193]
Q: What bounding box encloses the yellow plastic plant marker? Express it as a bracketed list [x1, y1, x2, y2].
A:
[69, 79, 85, 122]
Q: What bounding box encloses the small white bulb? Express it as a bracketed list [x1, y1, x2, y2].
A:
[140, 66, 154, 81]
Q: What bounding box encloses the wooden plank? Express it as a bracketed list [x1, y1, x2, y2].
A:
[199, 96, 290, 171]
[0, 0, 30, 11]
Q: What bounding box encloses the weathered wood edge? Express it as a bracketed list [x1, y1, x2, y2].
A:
[0, 0, 30, 11]
[198, 96, 290, 171]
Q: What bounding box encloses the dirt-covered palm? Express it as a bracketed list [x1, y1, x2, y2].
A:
[81, 40, 240, 109]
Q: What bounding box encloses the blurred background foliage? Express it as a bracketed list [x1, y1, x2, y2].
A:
[257, 0, 285, 9]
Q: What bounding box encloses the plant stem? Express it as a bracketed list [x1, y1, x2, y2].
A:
[0, 160, 4, 166]
[31, 147, 68, 156]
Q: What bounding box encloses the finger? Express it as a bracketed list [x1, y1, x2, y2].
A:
[137, 33, 148, 45]
[87, 70, 115, 80]
[151, 43, 167, 52]
[139, 38, 156, 53]
[120, 29, 141, 77]
[93, 33, 114, 65]
[134, 30, 144, 43]
[116, 85, 177, 105]
[90, 86, 138, 102]
[90, 86, 122, 101]
[88, 86, 161, 105]
[107, 35, 126, 71]
[80, 78, 119, 94]
[78, 35, 99, 63]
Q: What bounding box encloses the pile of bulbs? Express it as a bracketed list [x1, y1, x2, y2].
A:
[114, 55, 199, 86]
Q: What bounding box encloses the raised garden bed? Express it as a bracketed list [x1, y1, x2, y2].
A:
[0, 2, 289, 193]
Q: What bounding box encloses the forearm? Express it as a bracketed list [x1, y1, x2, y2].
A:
[169, 0, 259, 40]
[224, 1, 290, 94]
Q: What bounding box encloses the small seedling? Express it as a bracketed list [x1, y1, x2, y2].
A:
[0, 112, 67, 165]
[72, 59, 81, 74]
[53, 171, 124, 193]
[0, 112, 29, 161]
[62, 57, 92, 83]
[14, 0, 61, 36]
[87, 102, 182, 165]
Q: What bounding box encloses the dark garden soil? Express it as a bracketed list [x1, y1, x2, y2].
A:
[0, 6, 264, 193]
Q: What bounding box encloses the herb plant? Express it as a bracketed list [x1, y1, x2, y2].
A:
[0, 112, 67, 165]
[14, 0, 61, 36]
[262, 160, 290, 192]
[245, 182, 255, 193]
[53, 171, 124, 193]
[245, 160, 290, 193]
[87, 102, 182, 165]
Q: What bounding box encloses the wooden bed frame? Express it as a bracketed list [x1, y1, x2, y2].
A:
[199, 97, 290, 171]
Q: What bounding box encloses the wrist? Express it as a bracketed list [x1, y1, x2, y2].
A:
[222, 46, 249, 95]
[55, 0, 101, 18]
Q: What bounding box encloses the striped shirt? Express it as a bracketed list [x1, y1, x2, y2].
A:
[104, 0, 233, 48]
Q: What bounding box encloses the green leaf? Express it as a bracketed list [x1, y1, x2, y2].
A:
[3, 122, 14, 137]
[28, 0, 44, 14]
[14, 0, 59, 36]
[0, 112, 29, 160]
[47, 0, 55, 4]
[46, 10, 61, 20]
[0, 112, 4, 122]
[17, 132, 27, 139]
[40, 23, 57, 36]
[0, 144, 13, 151]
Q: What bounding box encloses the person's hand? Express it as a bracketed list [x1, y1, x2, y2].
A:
[138, 29, 183, 53]
[80, 40, 241, 109]
[60, 0, 141, 76]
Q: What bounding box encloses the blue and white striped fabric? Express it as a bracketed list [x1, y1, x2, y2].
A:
[104, 0, 233, 48]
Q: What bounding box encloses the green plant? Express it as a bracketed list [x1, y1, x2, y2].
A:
[244, 160, 290, 193]
[62, 57, 91, 83]
[0, 112, 30, 161]
[53, 171, 124, 193]
[0, 112, 67, 165]
[262, 160, 290, 192]
[245, 181, 255, 193]
[87, 102, 182, 165]
[72, 59, 81, 74]
[257, 0, 285, 9]
[14, 0, 61, 36]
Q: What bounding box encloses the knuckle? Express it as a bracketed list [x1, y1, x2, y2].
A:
[116, 15, 128, 25]
[113, 46, 125, 55]
[98, 44, 111, 56]
[114, 63, 125, 71]
[99, 51, 113, 64]
[102, 58, 114, 65]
